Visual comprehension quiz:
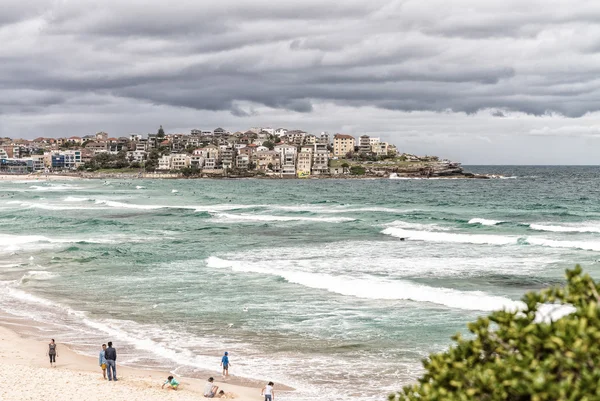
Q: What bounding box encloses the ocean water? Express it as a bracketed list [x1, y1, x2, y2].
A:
[1, 166, 600, 400]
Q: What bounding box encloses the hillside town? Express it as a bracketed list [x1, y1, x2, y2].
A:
[0, 126, 469, 178]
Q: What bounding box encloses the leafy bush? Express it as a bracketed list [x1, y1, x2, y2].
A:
[391, 266, 600, 401]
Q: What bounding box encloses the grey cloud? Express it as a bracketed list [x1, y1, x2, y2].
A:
[3, 0, 600, 140]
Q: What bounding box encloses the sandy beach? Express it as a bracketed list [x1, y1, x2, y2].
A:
[0, 174, 83, 181]
[0, 324, 273, 401]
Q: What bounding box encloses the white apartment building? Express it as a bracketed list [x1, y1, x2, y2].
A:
[311, 143, 329, 175]
[157, 155, 172, 170]
[274, 144, 297, 175]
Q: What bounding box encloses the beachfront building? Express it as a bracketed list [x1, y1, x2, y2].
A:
[157, 155, 172, 170]
[236, 154, 250, 169]
[190, 154, 205, 168]
[220, 147, 236, 170]
[274, 144, 297, 176]
[171, 154, 190, 170]
[311, 143, 330, 175]
[297, 146, 313, 177]
[333, 134, 356, 157]
[256, 150, 281, 172]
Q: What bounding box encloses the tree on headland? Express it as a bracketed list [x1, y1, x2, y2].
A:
[391, 266, 600, 401]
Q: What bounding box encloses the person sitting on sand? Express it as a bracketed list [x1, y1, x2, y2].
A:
[162, 375, 180, 391]
[204, 377, 219, 398]
[99, 344, 107, 379]
[221, 352, 231, 378]
[261, 382, 275, 401]
[47, 339, 58, 367]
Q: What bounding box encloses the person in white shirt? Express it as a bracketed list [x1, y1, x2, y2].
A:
[204, 377, 219, 398]
[261, 381, 275, 401]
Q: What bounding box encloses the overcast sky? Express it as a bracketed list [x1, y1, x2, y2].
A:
[2, 0, 600, 164]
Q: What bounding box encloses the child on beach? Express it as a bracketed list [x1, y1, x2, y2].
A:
[47, 339, 57, 367]
[162, 375, 180, 390]
[261, 382, 275, 401]
[221, 352, 231, 378]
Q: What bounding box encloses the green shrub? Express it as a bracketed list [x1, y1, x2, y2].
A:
[392, 266, 600, 401]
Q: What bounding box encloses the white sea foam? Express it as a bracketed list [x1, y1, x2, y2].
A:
[28, 184, 84, 191]
[382, 227, 517, 245]
[272, 205, 412, 214]
[468, 218, 503, 226]
[136, 186, 146, 189]
[94, 199, 165, 210]
[0, 233, 118, 254]
[63, 196, 92, 202]
[382, 227, 600, 252]
[206, 257, 523, 312]
[529, 223, 600, 233]
[4, 200, 100, 210]
[211, 212, 355, 223]
[19, 271, 58, 283]
[526, 237, 600, 252]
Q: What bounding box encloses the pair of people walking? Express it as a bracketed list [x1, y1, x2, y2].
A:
[98, 342, 118, 381]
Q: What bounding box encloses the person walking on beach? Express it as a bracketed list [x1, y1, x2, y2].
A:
[99, 344, 107, 379]
[47, 339, 57, 367]
[204, 377, 219, 398]
[261, 382, 275, 401]
[221, 352, 231, 378]
[104, 341, 117, 381]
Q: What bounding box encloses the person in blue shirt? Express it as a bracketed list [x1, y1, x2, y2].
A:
[99, 344, 107, 380]
[221, 352, 232, 378]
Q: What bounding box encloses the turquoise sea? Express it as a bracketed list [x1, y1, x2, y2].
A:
[1, 166, 600, 400]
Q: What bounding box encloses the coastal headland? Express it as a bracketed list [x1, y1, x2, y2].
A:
[1, 128, 491, 179]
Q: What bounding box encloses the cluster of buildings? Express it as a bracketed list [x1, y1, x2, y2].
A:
[0, 127, 398, 176]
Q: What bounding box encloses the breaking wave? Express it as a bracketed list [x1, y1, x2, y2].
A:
[206, 257, 523, 312]
[468, 218, 504, 226]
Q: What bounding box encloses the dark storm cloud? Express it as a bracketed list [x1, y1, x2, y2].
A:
[3, 0, 600, 122]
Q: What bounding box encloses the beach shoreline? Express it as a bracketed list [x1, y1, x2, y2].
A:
[0, 320, 292, 401]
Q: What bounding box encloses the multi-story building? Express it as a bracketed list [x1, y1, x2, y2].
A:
[85, 141, 107, 154]
[220, 147, 236, 170]
[359, 135, 372, 154]
[311, 143, 330, 175]
[274, 144, 297, 175]
[256, 150, 281, 172]
[190, 154, 204, 168]
[374, 142, 389, 156]
[333, 134, 356, 157]
[297, 146, 313, 176]
[157, 155, 172, 170]
[62, 150, 82, 169]
[236, 154, 250, 170]
[171, 154, 190, 170]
